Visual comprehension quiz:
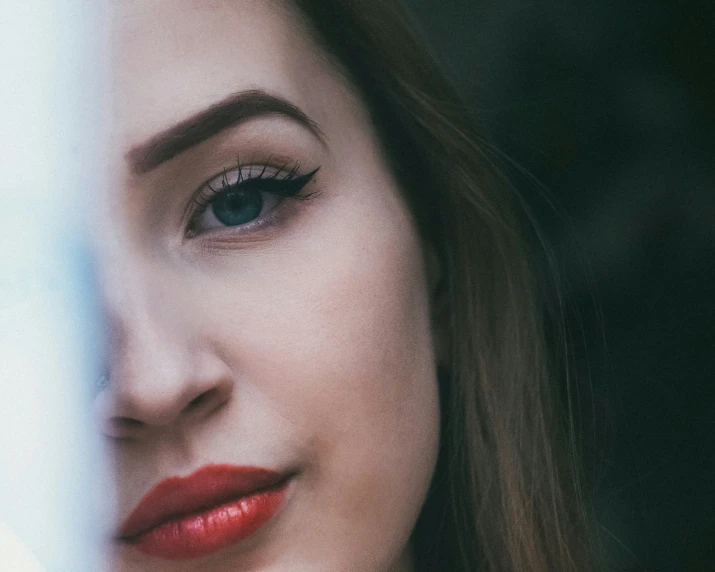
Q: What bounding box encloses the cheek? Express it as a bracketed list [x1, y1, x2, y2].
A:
[190, 182, 440, 561]
[272, 217, 439, 562]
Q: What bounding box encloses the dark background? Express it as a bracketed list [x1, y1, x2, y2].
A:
[404, 1, 715, 570]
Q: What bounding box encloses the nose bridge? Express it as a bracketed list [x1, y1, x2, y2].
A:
[109, 281, 185, 390]
[101, 251, 189, 418]
[99, 244, 177, 365]
[96, 226, 157, 335]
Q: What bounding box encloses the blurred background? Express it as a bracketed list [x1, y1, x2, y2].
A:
[404, 1, 714, 570]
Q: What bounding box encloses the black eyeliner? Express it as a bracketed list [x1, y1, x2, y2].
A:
[187, 162, 321, 236]
[193, 163, 319, 209]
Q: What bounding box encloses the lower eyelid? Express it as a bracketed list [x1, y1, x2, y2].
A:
[183, 205, 294, 250]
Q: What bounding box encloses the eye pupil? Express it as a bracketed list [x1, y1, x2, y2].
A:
[212, 188, 263, 226]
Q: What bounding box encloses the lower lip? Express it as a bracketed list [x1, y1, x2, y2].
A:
[123, 481, 288, 560]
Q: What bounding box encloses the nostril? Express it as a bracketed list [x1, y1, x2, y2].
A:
[106, 416, 145, 439]
[113, 417, 144, 429]
[186, 388, 218, 412]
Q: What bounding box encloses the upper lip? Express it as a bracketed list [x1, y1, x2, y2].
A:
[118, 464, 288, 540]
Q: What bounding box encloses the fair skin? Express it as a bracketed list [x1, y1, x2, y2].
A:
[94, 1, 440, 570]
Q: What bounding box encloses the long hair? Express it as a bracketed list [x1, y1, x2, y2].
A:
[293, 1, 598, 570]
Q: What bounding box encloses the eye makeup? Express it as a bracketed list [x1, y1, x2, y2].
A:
[126, 90, 326, 176]
[185, 159, 320, 238]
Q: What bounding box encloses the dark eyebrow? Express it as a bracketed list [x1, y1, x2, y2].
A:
[126, 89, 326, 175]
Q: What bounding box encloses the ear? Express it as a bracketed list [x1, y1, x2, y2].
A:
[425, 243, 449, 368]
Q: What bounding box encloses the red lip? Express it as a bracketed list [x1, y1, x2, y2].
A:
[118, 464, 290, 560]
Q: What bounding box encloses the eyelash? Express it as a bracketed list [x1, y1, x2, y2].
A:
[186, 160, 320, 236]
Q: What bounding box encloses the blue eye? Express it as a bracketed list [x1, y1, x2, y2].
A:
[210, 187, 265, 226]
[189, 164, 319, 234]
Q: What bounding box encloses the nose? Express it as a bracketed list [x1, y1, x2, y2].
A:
[97, 328, 233, 440]
[94, 263, 233, 440]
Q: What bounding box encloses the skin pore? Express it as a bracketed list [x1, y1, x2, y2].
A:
[95, 1, 441, 570]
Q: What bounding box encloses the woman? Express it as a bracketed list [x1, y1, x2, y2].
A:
[95, 1, 597, 570]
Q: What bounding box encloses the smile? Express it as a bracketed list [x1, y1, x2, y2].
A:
[118, 464, 291, 560]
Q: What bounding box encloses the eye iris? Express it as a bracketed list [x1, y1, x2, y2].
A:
[211, 188, 263, 226]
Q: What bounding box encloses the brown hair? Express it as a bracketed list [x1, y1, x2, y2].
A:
[293, 1, 599, 570]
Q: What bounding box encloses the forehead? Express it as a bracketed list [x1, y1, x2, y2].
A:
[109, 0, 334, 148]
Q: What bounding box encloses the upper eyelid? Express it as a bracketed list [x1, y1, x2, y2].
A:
[205, 160, 298, 186]
[193, 162, 302, 204]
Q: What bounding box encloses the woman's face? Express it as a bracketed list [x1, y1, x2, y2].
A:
[96, 1, 440, 570]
